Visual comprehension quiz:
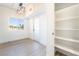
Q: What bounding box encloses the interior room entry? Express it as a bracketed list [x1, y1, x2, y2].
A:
[33, 16, 40, 42]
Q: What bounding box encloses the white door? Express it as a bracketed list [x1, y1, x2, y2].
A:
[46, 4, 54, 56]
[33, 17, 40, 41]
[29, 19, 34, 39]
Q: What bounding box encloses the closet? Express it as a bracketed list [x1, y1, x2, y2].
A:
[55, 4, 79, 56]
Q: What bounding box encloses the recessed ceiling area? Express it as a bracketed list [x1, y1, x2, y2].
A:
[0, 3, 35, 17]
[0, 3, 28, 10]
[55, 3, 78, 11]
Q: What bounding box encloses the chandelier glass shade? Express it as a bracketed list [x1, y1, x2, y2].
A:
[17, 3, 25, 15]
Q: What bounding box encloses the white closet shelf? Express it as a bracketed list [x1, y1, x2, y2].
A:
[55, 29, 79, 30]
[55, 36, 79, 43]
[55, 44, 79, 56]
[55, 16, 79, 22]
[55, 4, 79, 13]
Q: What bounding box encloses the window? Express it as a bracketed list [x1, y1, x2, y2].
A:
[9, 18, 24, 30]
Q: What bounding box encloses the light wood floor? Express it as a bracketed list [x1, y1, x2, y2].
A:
[0, 38, 46, 56]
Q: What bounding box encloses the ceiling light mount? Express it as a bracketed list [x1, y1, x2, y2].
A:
[19, 3, 23, 6]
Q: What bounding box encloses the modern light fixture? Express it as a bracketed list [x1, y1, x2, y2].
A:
[17, 3, 25, 15]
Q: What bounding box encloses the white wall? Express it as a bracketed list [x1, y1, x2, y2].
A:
[34, 13, 48, 46]
[0, 6, 29, 43]
[28, 4, 48, 46]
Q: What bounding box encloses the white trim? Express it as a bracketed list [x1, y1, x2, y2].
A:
[55, 36, 79, 43]
[55, 44, 79, 56]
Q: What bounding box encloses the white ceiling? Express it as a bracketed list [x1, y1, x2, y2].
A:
[0, 3, 28, 10]
[1, 3, 78, 11]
